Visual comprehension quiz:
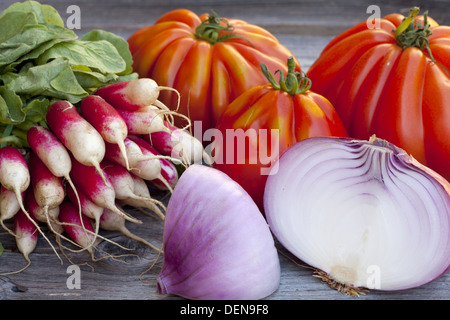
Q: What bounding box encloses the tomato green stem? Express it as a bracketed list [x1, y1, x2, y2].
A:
[195, 12, 248, 45]
[394, 7, 435, 62]
[261, 57, 310, 96]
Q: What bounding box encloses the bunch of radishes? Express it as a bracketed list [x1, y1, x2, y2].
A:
[0, 78, 206, 274]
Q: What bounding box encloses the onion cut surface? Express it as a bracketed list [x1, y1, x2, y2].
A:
[264, 136, 450, 293]
[157, 164, 280, 300]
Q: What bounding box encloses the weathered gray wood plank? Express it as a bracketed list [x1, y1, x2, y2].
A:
[0, 0, 449, 300]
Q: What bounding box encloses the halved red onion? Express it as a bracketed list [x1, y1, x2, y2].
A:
[264, 136, 450, 295]
[157, 164, 280, 300]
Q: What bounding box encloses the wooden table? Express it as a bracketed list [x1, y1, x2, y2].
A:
[0, 0, 449, 301]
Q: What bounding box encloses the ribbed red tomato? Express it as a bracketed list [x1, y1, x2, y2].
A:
[213, 58, 348, 212]
[307, 7, 450, 181]
[127, 9, 299, 133]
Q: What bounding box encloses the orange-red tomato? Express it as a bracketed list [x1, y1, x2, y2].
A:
[127, 9, 299, 133]
[213, 58, 348, 212]
[307, 8, 450, 181]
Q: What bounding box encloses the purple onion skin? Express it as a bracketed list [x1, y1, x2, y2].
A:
[157, 164, 280, 300]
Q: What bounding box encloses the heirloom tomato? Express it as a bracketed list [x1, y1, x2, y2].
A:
[307, 7, 450, 181]
[127, 9, 299, 133]
[213, 57, 348, 212]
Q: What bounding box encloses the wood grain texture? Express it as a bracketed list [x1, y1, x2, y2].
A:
[0, 0, 449, 300]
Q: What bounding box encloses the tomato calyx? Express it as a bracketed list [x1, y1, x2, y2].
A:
[394, 7, 435, 61]
[195, 12, 249, 45]
[261, 56, 310, 96]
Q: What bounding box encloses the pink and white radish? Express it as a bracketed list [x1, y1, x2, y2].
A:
[27, 125, 81, 214]
[0, 208, 39, 276]
[10, 209, 38, 275]
[58, 200, 132, 260]
[117, 143, 162, 182]
[28, 151, 65, 218]
[80, 95, 131, 170]
[94, 78, 180, 112]
[27, 126, 95, 249]
[27, 151, 65, 237]
[104, 137, 179, 169]
[120, 172, 166, 219]
[147, 155, 178, 192]
[66, 185, 104, 228]
[24, 188, 81, 260]
[0, 146, 58, 259]
[116, 106, 169, 136]
[66, 185, 104, 250]
[25, 188, 62, 236]
[0, 147, 30, 205]
[128, 135, 178, 191]
[101, 160, 165, 219]
[0, 186, 21, 220]
[69, 154, 142, 225]
[45, 100, 108, 184]
[99, 207, 161, 252]
[147, 121, 208, 165]
[128, 172, 154, 199]
[58, 200, 97, 259]
[0, 186, 24, 236]
[66, 186, 136, 254]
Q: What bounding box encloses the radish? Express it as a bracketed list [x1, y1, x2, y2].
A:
[69, 154, 142, 225]
[0, 186, 23, 236]
[99, 207, 161, 252]
[127, 135, 178, 191]
[24, 187, 86, 258]
[0, 209, 39, 275]
[66, 187, 131, 254]
[147, 155, 178, 192]
[116, 106, 169, 136]
[94, 78, 180, 112]
[28, 151, 65, 218]
[15, 208, 38, 270]
[122, 143, 163, 182]
[0, 186, 21, 220]
[23, 187, 78, 256]
[0, 208, 39, 276]
[45, 100, 108, 184]
[66, 177, 103, 246]
[129, 172, 153, 197]
[0, 147, 30, 203]
[25, 188, 63, 236]
[66, 185, 104, 226]
[58, 200, 134, 262]
[27, 126, 72, 180]
[58, 200, 97, 259]
[120, 173, 166, 220]
[80, 95, 131, 170]
[27, 125, 81, 215]
[101, 160, 165, 220]
[147, 121, 208, 165]
[104, 138, 179, 169]
[0, 146, 58, 259]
